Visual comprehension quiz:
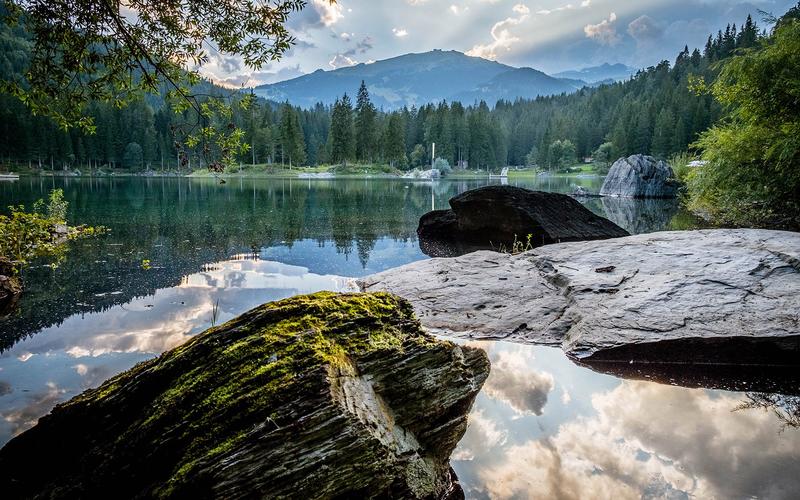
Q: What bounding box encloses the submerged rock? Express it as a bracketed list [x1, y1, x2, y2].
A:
[600, 154, 680, 198]
[418, 186, 628, 257]
[361, 229, 800, 366]
[0, 292, 489, 499]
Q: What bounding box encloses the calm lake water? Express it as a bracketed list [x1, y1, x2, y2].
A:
[0, 176, 797, 498]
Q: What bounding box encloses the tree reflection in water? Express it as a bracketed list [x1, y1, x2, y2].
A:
[736, 393, 800, 431]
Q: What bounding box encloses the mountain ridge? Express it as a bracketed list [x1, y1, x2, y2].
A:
[253, 50, 633, 109]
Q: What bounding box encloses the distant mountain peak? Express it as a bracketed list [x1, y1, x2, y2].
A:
[253, 50, 596, 109]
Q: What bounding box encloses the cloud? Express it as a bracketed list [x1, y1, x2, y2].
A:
[289, 0, 344, 30]
[213, 65, 306, 88]
[466, 5, 530, 60]
[512, 4, 530, 15]
[584, 12, 621, 46]
[392, 28, 409, 38]
[536, 1, 592, 16]
[333, 35, 374, 65]
[329, 53, 358, 69]
[627, 15, 664, 43]
[482, 350, 555, 416]
[313, 0, 344, 26]
[449, 4, 467, 15]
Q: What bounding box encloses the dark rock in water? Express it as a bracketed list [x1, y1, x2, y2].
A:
[0, 257, 21, 316]
[362, 229, 800, 369]
[417, 186, 628, 257]
[600, 154, 680, 198]
[0, 292, 489, 499]
[571, 186, 600, 198]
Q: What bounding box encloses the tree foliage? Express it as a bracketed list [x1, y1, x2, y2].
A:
[688, 11, 800, 226]
[0, 0, 326, 170]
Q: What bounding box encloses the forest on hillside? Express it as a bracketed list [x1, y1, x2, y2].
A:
[0, 13, 764, 172]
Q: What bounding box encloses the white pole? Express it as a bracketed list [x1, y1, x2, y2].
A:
[431, 142, 436, 169]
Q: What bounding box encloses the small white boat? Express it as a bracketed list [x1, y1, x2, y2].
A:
[0, 172, 19, 181]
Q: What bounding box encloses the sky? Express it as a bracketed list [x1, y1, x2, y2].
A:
[199, 0, 797, 87]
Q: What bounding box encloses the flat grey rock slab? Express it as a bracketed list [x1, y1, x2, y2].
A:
[360, 229, 800, 364]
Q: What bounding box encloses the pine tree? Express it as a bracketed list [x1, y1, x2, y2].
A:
[383, 113, 407, 169]
[354, 81, 377, 163]
[651, 108, 675, 157]
[279, 104, 306, 168]
[330, 94, 355, 166]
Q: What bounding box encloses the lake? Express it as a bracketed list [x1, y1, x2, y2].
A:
[0, 176, 797, 498]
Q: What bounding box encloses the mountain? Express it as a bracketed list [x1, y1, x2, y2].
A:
[552, 63, 637, 84]
[253, 50, 586, 109]
[452, 67, 584, 104]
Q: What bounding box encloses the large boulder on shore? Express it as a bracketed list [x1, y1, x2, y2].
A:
[0, 292, 489, 499]
[361, 229, 800, 368]
[600, 154, 680, 198]
[418, 186, 629, 257]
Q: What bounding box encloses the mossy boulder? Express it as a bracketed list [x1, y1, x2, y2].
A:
[0, 292, 489, 499]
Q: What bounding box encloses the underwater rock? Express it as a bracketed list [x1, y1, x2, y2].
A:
[0, 292, 489, 499]
[417, 186, 628, 257]
[362, 229, 800, 366]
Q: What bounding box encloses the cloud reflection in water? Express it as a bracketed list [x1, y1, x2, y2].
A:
[0, 257, 353, 444]
[452, 342, 800, 499]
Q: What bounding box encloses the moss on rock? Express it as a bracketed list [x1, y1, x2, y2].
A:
[0, 291, 489, 499]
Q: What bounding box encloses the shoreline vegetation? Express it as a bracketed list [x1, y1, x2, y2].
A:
[2, 163, 600, 180]
[0, 189, 104, 314]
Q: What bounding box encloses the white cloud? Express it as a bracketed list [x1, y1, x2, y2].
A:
[584, 12, 621, 46]
[329, 53, 358, 69]
[512, 4, 530, 15]
[392, 28, 409, 38]
[466, 4, 530, 60]
[536, 1, 592, 16]
[313, 0, 344, 26]
[450, 4, 468, 15]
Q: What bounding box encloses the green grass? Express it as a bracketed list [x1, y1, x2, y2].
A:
[188, 162, 402, 178]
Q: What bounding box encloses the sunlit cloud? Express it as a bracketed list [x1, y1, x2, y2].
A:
[584, 12, 621, 45]
[466, 5, 530, 60]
